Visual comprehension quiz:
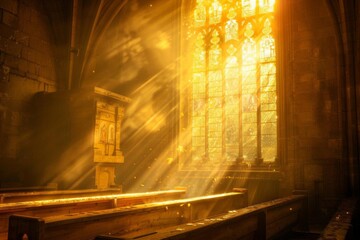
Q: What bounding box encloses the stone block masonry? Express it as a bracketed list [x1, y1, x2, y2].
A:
[0, 0, 57, 187]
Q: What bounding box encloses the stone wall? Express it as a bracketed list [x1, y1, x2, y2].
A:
[0, 0, 357, 225]
[0, 0, 56, 187]
[282, 0, 346, 223]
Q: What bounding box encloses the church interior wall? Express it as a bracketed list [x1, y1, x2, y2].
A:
[0, 0, 359, 227]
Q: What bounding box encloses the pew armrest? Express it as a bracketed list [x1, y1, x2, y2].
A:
[8, 215, 45, 240]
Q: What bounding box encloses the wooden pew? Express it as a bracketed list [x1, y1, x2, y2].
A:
[0, 190, 186, 240]
[98, 207, 265, 240]
[320, 198, 359, 240]
[265, 195, 308, 239]
[8, 192, 247, 240]
[0, 188, 122, 203]
[99, 195, 307, 240]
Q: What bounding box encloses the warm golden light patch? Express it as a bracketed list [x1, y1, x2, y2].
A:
[185, 0, 278, 164]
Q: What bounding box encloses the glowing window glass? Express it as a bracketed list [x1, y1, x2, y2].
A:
[188, 0, 277, 164]
[209, 0, 223, 24]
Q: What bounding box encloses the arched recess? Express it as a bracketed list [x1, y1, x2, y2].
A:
[77, 0, 130, 88]
[178, 0, 285, 202]
[42, 0, 130, 89]
[179, 0, 284, 168]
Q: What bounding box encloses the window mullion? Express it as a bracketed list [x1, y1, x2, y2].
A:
[205, 5, 210, 162]
[256, 50, 263, 164]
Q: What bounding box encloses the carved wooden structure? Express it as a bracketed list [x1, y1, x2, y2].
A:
[32, 87, 131, 189]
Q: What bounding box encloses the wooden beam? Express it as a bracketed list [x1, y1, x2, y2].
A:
[8, 192, 247, 240]
[0, 188, 122, 203]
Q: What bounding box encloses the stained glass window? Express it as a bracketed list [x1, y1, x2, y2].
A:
[187, 0, 277, 164]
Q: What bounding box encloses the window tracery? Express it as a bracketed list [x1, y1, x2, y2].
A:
[186, 0, 277, 164]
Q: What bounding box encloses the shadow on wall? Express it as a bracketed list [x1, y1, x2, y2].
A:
[84, 0, 181, 191]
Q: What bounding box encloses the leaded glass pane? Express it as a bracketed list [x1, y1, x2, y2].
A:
[261, 122, 276, 135]
[260, 61, 277, 161]
[193, 127, 205, 136]
[189, 0, 277, 165]
[260, 19, 275, 62]
[225, 66, 239, 82]
[192, 90, 206, 160]
[193, 33, 206, 70]
[225, 99, 239, 148]
[227, 7, 237, 20]
[208, 106, 222, 118]
[227, 44, 237, 56]
[192, 116, 205, 128]
[208, 94, 223, 161]
[193, 146, 205, 161]
[260, 62, 276, 74]
[225, 20, 238, 41]
[194, 1, 206, 27]
[260, 36, 275, 62]
[226, 78, 239, 94]
[225, 123, 239, 144]
[259, 0, 275, 14]
[241, 0, 256, 17]
[242, 33, 256, 64]
[243, 135, 257, 160]
[193, 98, 205, 116]
[192, 73, 206, 98]
[225, 56, 240, 95]
[209, 147, 222, 161]
[209, 0, 223, 24]
[209, 71, 222, 97]
[209, 31, 222, 69]
[261, 110, 276, 123]
[242, 65, 256, 85]
[209, 47, 222, 69]
[192, 136, 205, 146]
[261, 134, 277, 161]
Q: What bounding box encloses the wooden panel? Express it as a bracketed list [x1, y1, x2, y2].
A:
[100, 208, 265, 240]
[8, 215, 45, 240]
[7, 192, 246, 240]
[267, 213, 298, 239]
[266, 201, 303, 238]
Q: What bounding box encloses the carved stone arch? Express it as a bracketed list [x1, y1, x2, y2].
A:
[78, 0, 130, 87]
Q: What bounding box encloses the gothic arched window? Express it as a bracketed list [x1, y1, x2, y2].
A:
[182, 0, 277, 165]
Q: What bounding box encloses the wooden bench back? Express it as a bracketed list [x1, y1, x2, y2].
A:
[0, 190, 186, 240]
[8, 192, 247, 240]
[97, 195, 307, 240]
